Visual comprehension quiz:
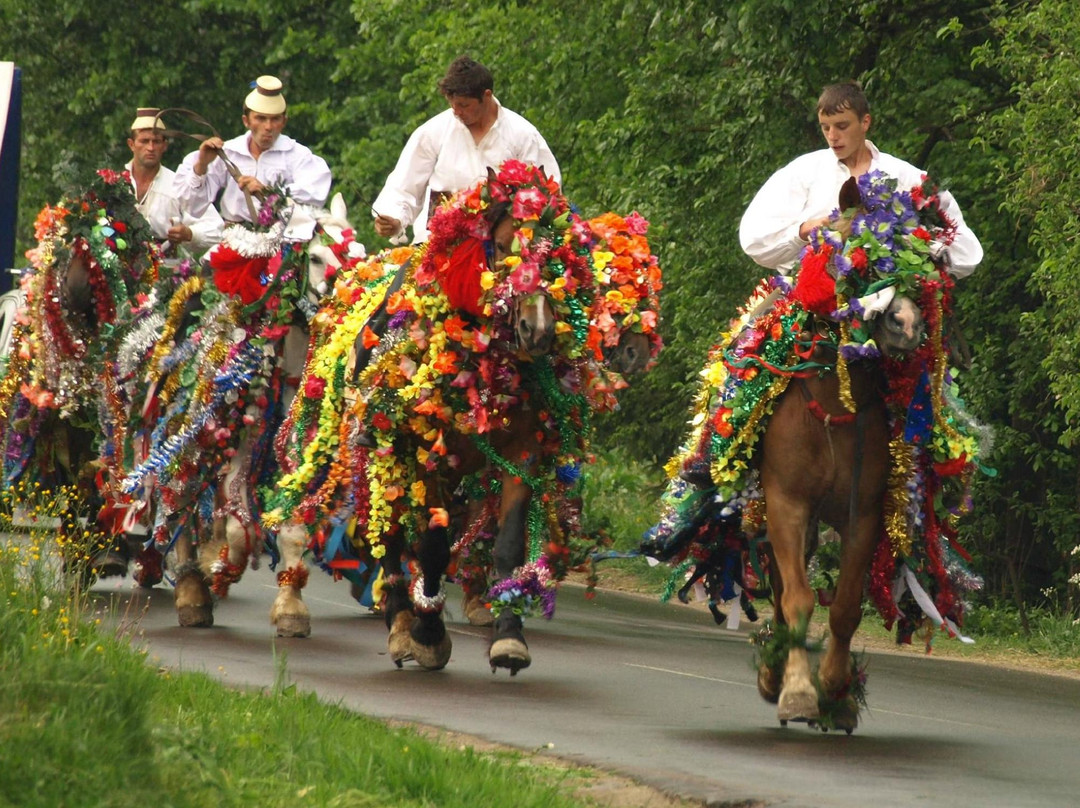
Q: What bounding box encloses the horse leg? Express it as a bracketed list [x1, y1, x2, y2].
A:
[489, 474, 531, 674]
[270, 519, 311, 638]
[173, 523, 214, 628]
[766, 498, 819, 723]
[817, 513, 879, 733]
[382, 561, 414, 667]
[206, 454, 255, 600]
[459, 498, 494, 626]
[408, 521, 453, 670]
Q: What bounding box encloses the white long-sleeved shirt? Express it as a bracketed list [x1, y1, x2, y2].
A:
[173, 133, 331, 224]
[126, 162, 223, 256]
[739, 141, 983, 278]
[373, 102, 560, 243]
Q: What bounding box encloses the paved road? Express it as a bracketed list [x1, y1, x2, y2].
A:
[94, 565, 1080, 808]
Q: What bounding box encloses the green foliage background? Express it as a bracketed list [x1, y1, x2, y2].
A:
[2, 0, 1078, 616]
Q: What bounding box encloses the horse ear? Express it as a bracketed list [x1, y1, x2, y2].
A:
[838, 177, 861, 212]
[330, 192, 347, 222]
[486, 166, 499, 185]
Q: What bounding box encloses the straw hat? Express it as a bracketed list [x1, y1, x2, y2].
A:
[244, 75, 287, 115]
[130, 107, 166, 131]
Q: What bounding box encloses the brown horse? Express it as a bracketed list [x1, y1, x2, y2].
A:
[754, 299, 922, 732]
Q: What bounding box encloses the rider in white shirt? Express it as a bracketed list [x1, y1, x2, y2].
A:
[373, 56, 560, 244]
[174, 76, 332, 224]
[739, 81, 982, 278]
[125, 107, 222, 257]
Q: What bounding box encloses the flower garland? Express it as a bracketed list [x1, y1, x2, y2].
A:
[13, 169, 160, 419]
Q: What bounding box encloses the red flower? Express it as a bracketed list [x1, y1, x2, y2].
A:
[304, 376, 326, 399]
[371, 412, 392, 431]
[113, 221, 127, 234]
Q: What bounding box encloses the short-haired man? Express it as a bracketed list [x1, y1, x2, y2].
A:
[739, 80, 982, 277]
[373, 55, 560, 243]
[126, 107, 223, 257]
[174, 76, 332, 223]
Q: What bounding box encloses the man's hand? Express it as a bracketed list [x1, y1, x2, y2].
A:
[374, 214, 402, 238]
[237, 175, 267, 197]
[167, 223, 193, 243]
[798, 216, 831, 240]
[194, 137, 224, 176]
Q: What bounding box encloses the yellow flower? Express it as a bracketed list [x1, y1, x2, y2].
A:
[410, 480, 427, 506]
[480, 271, 495, 290]
[593, 250, 615, 270]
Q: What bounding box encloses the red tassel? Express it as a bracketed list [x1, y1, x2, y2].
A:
[438, 237, 486, 316]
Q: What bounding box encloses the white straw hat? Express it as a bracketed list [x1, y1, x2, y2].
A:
[130, 107, 166, 131]
[244, 75, 287, 115]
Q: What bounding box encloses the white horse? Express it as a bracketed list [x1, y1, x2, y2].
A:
[120, 194, 363, 628]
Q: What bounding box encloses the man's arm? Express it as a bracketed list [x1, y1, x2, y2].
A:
[739, 159, 814, 272]
[372, 121, 441, 239]
[284, 149, 332, 207]
[174, 149, 225, 219]
[181, 203, 224, 255]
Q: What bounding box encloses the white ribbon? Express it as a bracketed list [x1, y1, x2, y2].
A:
[894, 566, 975, 644]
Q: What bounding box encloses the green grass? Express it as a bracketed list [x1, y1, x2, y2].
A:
[0, 534, 593, 808]
[581, 447, 673, 592]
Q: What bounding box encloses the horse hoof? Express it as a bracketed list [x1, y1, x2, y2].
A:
[489, 611, 531, 674]
[275, 614, 311, 638]
[409, 633, 452, 671]
[463, 594, 494, 627]
[177, 604, 214, 628]
[489, 636, 531, 674]
[777, 688, 820, 723]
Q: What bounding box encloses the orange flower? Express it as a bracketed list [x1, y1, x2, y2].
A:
[443, 314, 468, 343]
[362, 326, 380, 350]
[386, 290, 411, 314]
[428, 507, 450, 529]
[431, 351, 459, 376]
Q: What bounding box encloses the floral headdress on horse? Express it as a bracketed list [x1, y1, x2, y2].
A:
[585, 211, 664, 363]
[12, 169, 159, 416]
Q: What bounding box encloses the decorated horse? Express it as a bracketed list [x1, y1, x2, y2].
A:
[452, 207, 664, 630]
[264, 161, 662, 674]
[116, 189, 363, 627]
[645, 172, 986, 732]
[0, 170, 164, 576]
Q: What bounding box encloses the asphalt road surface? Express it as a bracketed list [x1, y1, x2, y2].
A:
[93, 563, 1080, 808]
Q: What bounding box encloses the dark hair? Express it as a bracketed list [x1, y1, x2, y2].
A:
[817, 81, 870, 118]
[438, 56, 494, 100]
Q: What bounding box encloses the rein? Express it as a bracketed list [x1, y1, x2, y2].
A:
[154, 108, 259, 222]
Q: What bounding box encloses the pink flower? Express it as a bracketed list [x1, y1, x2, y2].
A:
[512, 187, 548, 220]
[624, 211, 650, 235]
[498, 160, 533, 185]
[304, 376, 326, 399]
[507, 262, 540, 295]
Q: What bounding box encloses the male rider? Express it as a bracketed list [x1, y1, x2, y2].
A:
[174, 75, 332, 224]
[372, 55, 560, 244]
[739, 80, 982, 277]
[126, 107, 222, 258]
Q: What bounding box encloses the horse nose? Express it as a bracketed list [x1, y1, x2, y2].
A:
[518, 316, 554, 355]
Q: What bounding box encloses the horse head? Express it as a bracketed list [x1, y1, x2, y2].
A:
[585, 211, 663, 378]
[875, 293, 925, 355]
[603, 330, 652, 375]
